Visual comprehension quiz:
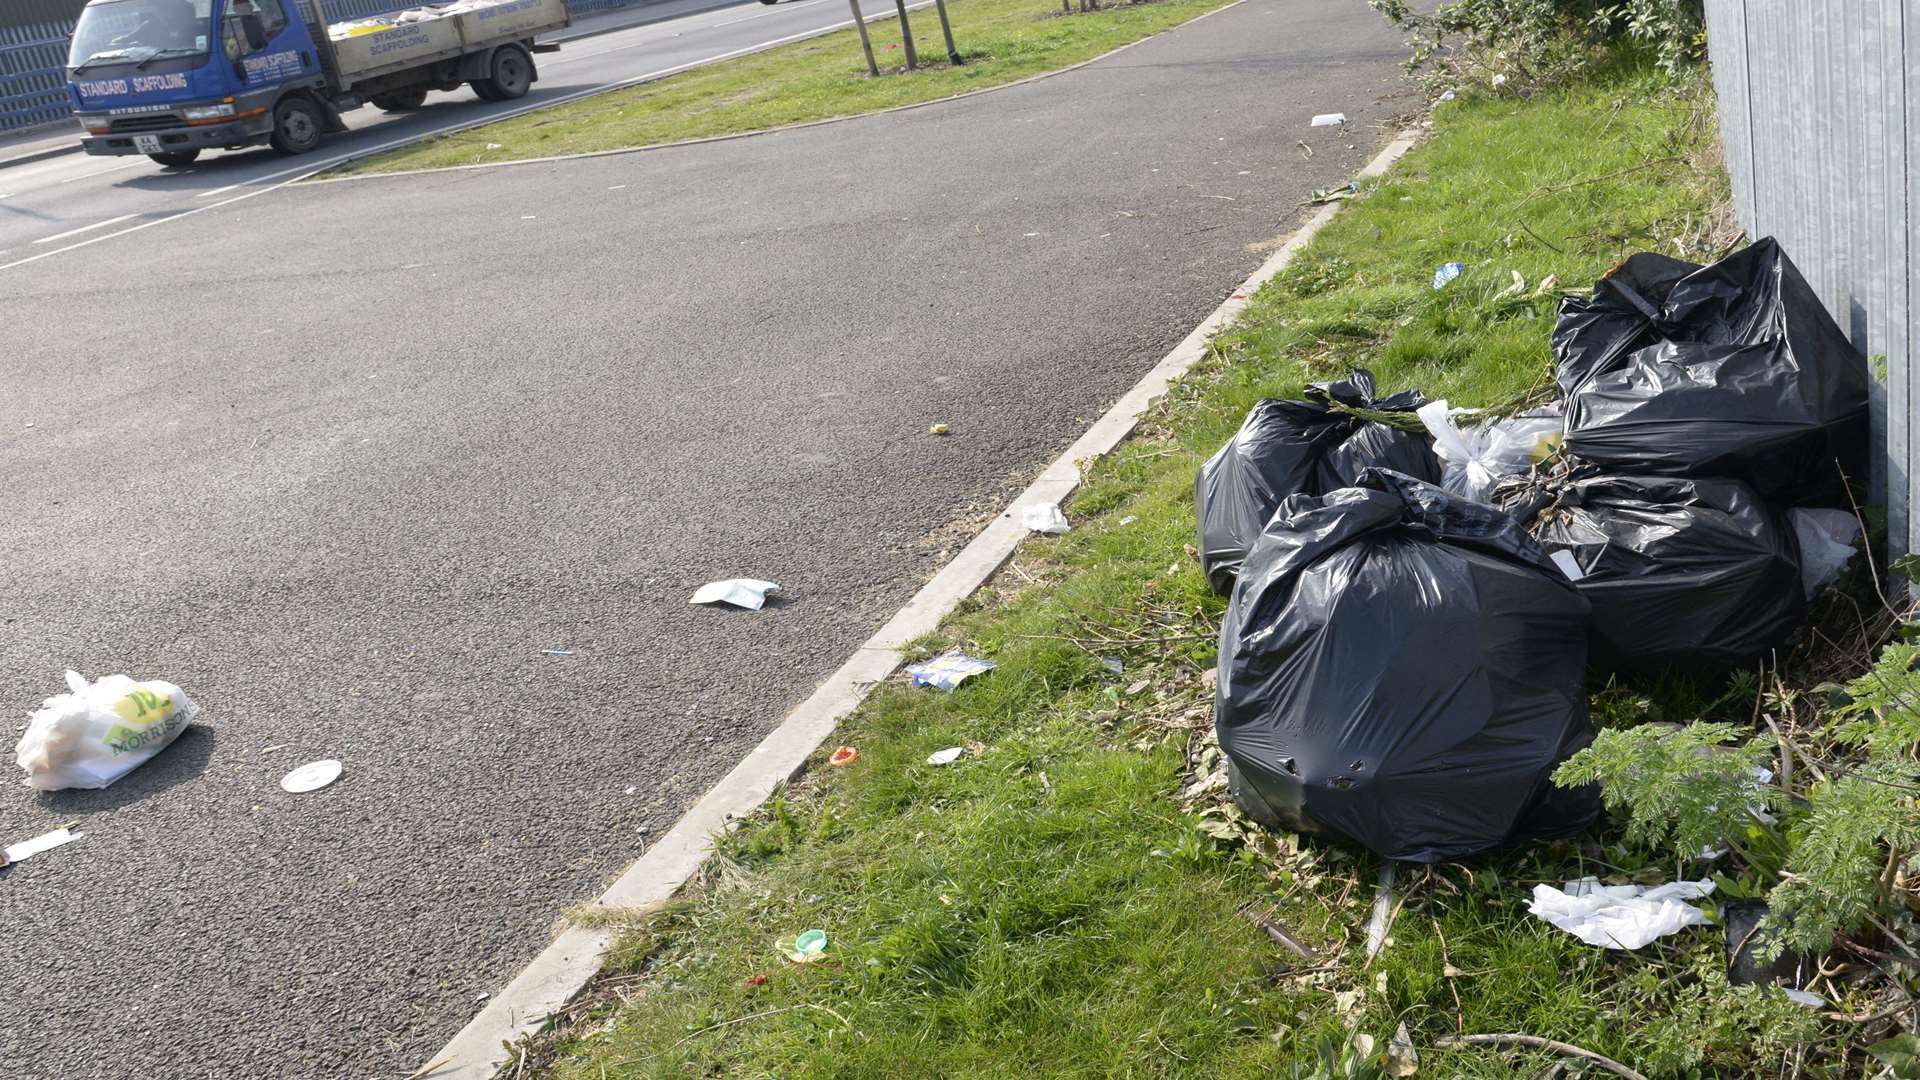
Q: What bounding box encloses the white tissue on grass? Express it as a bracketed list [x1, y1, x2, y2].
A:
[1529, 877, 1714, 949]
[1021, 505, 1071, 534]
[906, 651, 995, 691]
[1790, 507, 1861, 598]
[1782, 989, 1826, 1008]
[689, 579, 780, 610]
[926, 747, 963, 765]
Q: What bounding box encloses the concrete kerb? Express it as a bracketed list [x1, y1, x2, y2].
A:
[302, 0, 1250, 186]
[416, 124, 1425, 1080]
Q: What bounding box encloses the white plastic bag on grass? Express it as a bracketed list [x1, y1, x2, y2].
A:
[1790, 507, 1862, 599]
[1416, 400, 1564, 503]
[15, 671, 200, 791]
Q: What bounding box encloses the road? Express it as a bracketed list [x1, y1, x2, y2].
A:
[0, 0, 921, 259]
[0, 0, 1412, 1076]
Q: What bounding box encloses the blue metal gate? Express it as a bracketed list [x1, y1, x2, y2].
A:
[0, 0, 655, 133]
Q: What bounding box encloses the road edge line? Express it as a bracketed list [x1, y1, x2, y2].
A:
[416, 124, 1425, 1080]
[303, 0, 1249, 185]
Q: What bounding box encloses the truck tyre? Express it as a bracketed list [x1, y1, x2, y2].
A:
[474, 44, 533, 102]
[269, 96, 324, 155]
[371, 88, 429, 112]
[147, 150, 201, 168]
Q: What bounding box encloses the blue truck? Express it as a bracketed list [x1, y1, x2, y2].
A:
[66, 0, 569, 166]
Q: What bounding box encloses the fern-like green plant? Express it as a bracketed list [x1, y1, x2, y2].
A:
[1553, 722, 1776, 861]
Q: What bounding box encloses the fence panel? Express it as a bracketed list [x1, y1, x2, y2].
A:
[1702, 0, 1912, 555]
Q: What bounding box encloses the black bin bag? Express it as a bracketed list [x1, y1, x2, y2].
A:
[1196, 370, 1439, 595]
[1216, 469, 1599, 863]
[1555, 238, 1869, 507]
[1497, 469, 1805, 673]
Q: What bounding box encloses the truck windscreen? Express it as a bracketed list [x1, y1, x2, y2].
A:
[69, 0, 216, 71]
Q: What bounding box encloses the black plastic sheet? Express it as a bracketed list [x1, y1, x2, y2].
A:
[1216, 470, 1598, 862]
[1195, 370, 1438, 594]
[1555, 238, 1869, 507]
[1497, 470, 1805, 673]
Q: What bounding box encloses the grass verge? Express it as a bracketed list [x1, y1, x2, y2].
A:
[337, 0, 1237, 175]
[520, 65, 1859, 1080]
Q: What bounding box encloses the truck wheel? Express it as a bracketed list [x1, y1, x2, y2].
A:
[474, 44, 533, 102]
[147, 150, 201, 168]
[371, 88, 429, 112]
[269, 96, 324, 155]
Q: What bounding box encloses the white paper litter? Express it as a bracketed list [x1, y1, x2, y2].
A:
[1549, 550, 1586, 581]
[1529, 877, 1714, 949]
[689, 579, 780, 610]
[926, 747, 963, 765]
[906, 650, 995, 691]
[1310, 113, 1347, 127]
[281, 759, 343, 794]
[4, 827, 82, 865]
[1790, 507, 1861, 598]
[1021, 504, 1071, 534]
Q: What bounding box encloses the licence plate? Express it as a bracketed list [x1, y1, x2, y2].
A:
[133, 135, 164, 153]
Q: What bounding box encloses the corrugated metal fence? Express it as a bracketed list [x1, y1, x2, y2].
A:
[1701, 0, 1912, 553]
[0, 0, 650, 132]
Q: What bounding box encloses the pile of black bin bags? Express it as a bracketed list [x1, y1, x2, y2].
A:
[1204, 238, 1869, 862]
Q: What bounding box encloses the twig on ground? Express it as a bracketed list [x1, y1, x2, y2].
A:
[1436, 1034, 1650, 1080]
[1824, 995, 1918, 1025]
[1520, 156, 1685, 203]
[1241, 906, 1322, 963]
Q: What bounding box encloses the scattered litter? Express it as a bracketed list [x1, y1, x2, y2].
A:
[1790, 507, 1862, 598]
[928, 423, 950, 435]
[1118, 515, 1137, 526]
[744, 974, 769, 988]
[1310, 112, 1347, 127]
[1556, 239, 1868, 507]
[1548, 550, 1585, 581]
[280, 759, 343, 794]
[3, 826, 82, 867]
[487, 143, 503, 150]
[1783, 989, 1826, 1008]
[624, 785, 636, 795]
[1416, 400, 1562, 503]
[16, 671, 200, 791]
[1431, 261, 1466, 289]
[926, 747, 963, 765]
[1491, 73, 1508, 87]
[1310, 180, 1360, 203]
[778, 928, 828, 963]
[1101, 657, 1125, 675]
[1125, 678, 1150, 695]
[1196, 370, 1437, 594]
[829, 746, 858, 767]
[1439, 89, 1457, 101]
[1528, 877, 1713, 949]
[543, 649, 574, 656]
[906, 651, 995, 691]
[690, 579, 780, 610]
[1022, 504, 1071, 534]
[1218, 471, 1596, 861]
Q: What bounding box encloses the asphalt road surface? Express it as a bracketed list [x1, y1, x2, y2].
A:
[0, 1, 1413, 1075]
[0, 0, 926, 258]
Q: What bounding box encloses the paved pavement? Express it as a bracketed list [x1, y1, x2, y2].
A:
[0, 0, 1412, 1076]
[0, 0, 927, 257]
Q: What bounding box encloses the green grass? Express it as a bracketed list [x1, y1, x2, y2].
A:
[338, 0, 1236, 175]
[528, 66, 1852, 1080]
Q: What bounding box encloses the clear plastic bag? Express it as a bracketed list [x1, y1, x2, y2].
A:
[1416, 400, 1564, 503]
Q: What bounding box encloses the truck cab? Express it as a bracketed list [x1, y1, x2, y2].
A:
[67, 0, 563, 167]
[69, 0, 328, 165]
